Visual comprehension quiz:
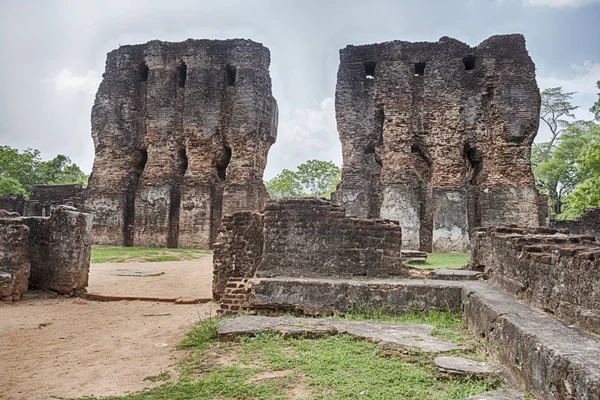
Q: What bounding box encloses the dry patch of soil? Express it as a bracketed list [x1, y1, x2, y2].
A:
[0, 298, 218, 399]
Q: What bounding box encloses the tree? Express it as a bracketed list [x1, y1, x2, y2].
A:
[533, 121, 600, 216]
[265, 160, 341, 199]
[564, 140, 600, 218]
[0, 177, 27, 198]
[540, 87, 579, 147]
[0, 146, 88, 194]
[591, 80, 600, 122]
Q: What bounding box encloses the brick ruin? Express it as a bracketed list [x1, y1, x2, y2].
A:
[212, 198, 404, 302]
[0, 184, 84, 217]
[84, 39, 278, 249]
[334, 34, 544, 252]
[0, 206, 93, 302]
[470, 226, 600, 334]
[550, 207, 600, 241]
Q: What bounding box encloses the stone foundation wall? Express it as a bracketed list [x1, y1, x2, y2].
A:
[550, 207, 600, 241]
[0, 206, 93, 301]
[212, 198, 404, 300]
[0, 219, 31, 301]
[259, 198, 403, 279]
[212, 212, 264, 300]
[469, 226, 600, 334]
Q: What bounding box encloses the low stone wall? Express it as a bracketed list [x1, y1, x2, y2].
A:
[549, 207, 600, 241]
[469, 226, 600, 334]
[212, 212, 264, 300]
[212, 198, 404, 299]
[0, 219, 31, 301]
[0, 206, 93, 301]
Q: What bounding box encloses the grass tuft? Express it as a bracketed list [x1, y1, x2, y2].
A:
[407, 253, 468, 269]
[91, 246, 212, 264]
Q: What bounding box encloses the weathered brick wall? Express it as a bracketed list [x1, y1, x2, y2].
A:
[24, 184, 84, 216]
[0, 194, 25, 215]
[550, 208, 600, 241]
[259, 198, 403, 278]
[24, 206, 93, 295]
[0, 218, 31, 301]
[469, 226, 600, 334]
[0, 206, 93, 302]
[218, 277, 253, 315]
[84, 39, 277, 249]
[212, 212, 264, 300]
[212, 198, 404, 300]
[335, 34, 542, 252]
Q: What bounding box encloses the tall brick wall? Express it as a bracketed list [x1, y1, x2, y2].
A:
[85, 39, 278, 249]
[469, 226, 600, 334]
[212, 198, 404, 300]
[335, 34, 542, 252]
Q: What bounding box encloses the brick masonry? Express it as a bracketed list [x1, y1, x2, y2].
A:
[0, 206, 93, 301]
[334, 34, 543, 252]
[469, 226, 600, 334]
[84, 39, 278, 249]
[213, 198, 404, 300]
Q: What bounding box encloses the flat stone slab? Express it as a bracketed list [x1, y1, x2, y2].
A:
[218, 316, 466, 353]
[402, 249, 428, 264]
[428, 269, 482, 281]
[434, 355, 497, 376]
[461, 389, 525, 400]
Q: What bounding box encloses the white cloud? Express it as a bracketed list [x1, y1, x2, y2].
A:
[536, 61, 600, 141]
[265, 97, 342, 180]
[524, 0, 599, 7]
[52, 69, 101, 95]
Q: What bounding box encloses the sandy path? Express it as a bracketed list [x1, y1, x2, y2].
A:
[0, 257, 218, 400]
[87, 255, 213, 300]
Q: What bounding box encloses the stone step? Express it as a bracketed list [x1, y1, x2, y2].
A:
[428, 269, 482, 280]
[461, 389, 525, 399]
[434, 355, 497, 377]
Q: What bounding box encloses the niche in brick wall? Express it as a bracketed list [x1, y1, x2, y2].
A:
[217, 146, 232, 180]
[226, 65, 236, 86]
[123, 148, 148, 246]
[364, 62, 376, 79]
[414, 62, 426, 76]
[136, 62, 149, 82]
[177, 61, 187, 88]
[463, 55, 476, 71]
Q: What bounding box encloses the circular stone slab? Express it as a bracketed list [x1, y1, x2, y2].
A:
[434, 356, 496, 376]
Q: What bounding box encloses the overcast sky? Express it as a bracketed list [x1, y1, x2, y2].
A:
[1, 0, 599, 180]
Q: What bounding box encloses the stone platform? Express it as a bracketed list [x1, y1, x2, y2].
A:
[218, 315, 466, 353]
[220, 276, 600, 399]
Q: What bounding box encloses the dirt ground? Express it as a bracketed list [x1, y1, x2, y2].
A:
[0, 256, 216, 400]
[87, 255, 214, 300]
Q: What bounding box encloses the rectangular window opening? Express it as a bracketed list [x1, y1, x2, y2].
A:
[414, 62, 426, 76]
[364, 61, 376, 79]
[226, 65, 236, 86]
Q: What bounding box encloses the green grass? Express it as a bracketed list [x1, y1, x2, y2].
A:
[91, 246, 212, 264]
[88, 312, 498, 400]
[407, 253, 468, 270]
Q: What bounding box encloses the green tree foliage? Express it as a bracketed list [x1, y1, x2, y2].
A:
[0, 146, 88, 196]
[534, 121, 600, 216]
[0, 177, 27, 198]
[265, 160, 341, 199]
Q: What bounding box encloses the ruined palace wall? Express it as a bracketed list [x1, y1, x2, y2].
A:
[85, 39, 278, 248]
[469, 226, 600, 334]
[212, 212, 264, 300]
[212, 198, 404, 300]
[0, 207, 93, 301]
[0, 219, 30, 301]
[335, 35, 541, 252]
[550, 207, 600, 241]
